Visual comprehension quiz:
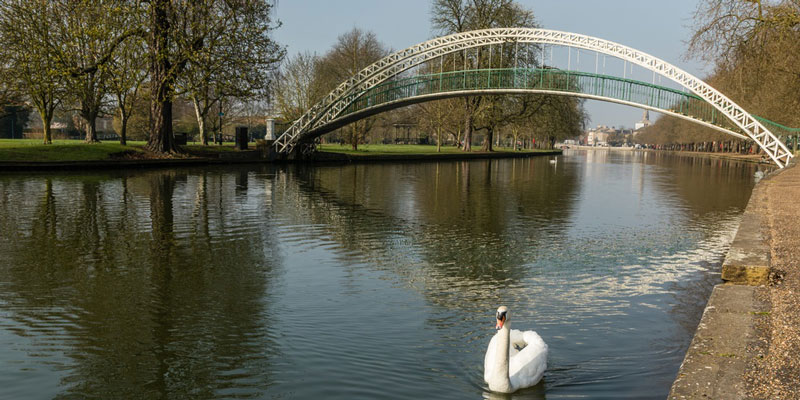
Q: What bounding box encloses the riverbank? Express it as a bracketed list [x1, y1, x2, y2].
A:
[314, 144, 560, 162]
[0, 140, 561, 170]
[644, 149, 771, 165]
[669, 160, 800, 399]
[571, 144, 772, 165]
[0, 139, 251, 161]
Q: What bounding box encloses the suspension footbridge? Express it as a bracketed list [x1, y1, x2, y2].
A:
[274, 28, 796, 167]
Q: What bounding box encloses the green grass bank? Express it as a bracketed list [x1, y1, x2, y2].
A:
[0, 139, 247, 162]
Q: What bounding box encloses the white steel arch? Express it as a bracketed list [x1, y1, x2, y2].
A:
[274, 28, 793, 167]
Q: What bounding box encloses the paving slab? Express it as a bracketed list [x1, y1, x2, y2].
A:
[669, 284, 768, 399]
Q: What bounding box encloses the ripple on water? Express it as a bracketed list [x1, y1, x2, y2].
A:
[0, 156, 759, 399]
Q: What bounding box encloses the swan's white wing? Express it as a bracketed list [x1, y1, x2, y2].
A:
[509, 330, 548, 390]
[509, 329, 525, 357]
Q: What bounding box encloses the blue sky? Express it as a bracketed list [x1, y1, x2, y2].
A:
[273, 0, 709, 129]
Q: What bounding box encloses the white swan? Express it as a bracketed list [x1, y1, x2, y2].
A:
[484, 306, 548, 393]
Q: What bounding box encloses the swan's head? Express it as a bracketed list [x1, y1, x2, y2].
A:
[495, 306, 508, 330]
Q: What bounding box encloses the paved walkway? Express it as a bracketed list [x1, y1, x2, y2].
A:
[745, 161, 800, 399]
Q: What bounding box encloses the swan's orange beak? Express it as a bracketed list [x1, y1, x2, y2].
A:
[495, 316, 505, 330]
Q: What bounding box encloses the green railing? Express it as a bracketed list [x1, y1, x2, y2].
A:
[339, 68, 798, 139]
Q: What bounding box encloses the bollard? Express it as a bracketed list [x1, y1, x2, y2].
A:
[235, 126, 248, 150]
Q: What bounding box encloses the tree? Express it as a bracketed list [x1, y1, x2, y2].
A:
[418, 99, 460, 152]
[638, 1, 800, 149]
[316, 28, 388, 150]
[144, 0, 283, 154]
[0, 0, 142, 144]
[56, 1, 140, 143]
[430, 0, 538, 151]
[0, 0, 66, 144]
[273, 52, 325, 123]
[179, 2, 282, 146]
[689, 0, 800, 127]
[112, 85, 151, 142]
[529, 95, 587, 149]
[108, 28, 148, 146]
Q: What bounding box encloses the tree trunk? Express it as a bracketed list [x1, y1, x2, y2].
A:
[146, 0, 178, 154]
[43, 121, 52, 144]
[84, 112, 100, 143]
[120, 109, 128, 146]
[38, 109, 53, 144]
[193, 97, 209, 145]
[513, 129, 518, 151]
[481, 127, 494, 152]
[148, 88, 176, 153]
[436, 127, 441, 152]
[351, 124, 358, 151]
[463, 108, 472, 152]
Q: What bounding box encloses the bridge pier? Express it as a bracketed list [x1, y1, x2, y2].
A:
[285, 142, 317, 162]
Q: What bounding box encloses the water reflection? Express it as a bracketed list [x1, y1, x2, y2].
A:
[0, 152, 758, 399]
[0, 170, 282, 399]
[288, 159, 580, 288]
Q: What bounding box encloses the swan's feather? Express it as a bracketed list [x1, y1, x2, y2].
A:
[509, 330, 548, 390]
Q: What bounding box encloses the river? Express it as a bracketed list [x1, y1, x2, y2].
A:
[0, 150, 764, 399]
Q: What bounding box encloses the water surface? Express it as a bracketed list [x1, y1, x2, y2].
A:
[0, 150, 762, 398]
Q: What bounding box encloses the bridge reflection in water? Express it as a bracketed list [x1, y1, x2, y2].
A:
[0, 153, 762, 398]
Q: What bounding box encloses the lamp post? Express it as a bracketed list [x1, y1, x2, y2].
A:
[218, 99, 224, 145]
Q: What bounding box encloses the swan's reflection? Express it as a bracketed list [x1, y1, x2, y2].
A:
[482, 382, 546, 400]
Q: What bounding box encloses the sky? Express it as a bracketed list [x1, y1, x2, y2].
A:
[272, 0, 711, 129]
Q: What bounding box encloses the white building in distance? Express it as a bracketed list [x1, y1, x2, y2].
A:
[634, 110, 652, 131]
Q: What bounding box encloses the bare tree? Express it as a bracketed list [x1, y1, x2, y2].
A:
[107, 32, 148, 146]
[418, 99, 460, 151]
[316, 28, 388, 150]
[637, 0, 800, 149]
[273, 51, 325, 123]
[430, 0, 537, 151]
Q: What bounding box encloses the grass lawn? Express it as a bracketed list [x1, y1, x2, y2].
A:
[0, 139, 149, 162]
[0, 139, 246, 162]
[318, 143, 555, 155]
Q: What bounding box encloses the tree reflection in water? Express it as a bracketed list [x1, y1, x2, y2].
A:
[0, 169, 282, 399]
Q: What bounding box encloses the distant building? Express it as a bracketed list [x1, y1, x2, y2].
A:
[586, 125, 615, 146]
[634, 110, 651, 130]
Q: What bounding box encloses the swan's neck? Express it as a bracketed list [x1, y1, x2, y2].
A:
[488, 325, 512, 392]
